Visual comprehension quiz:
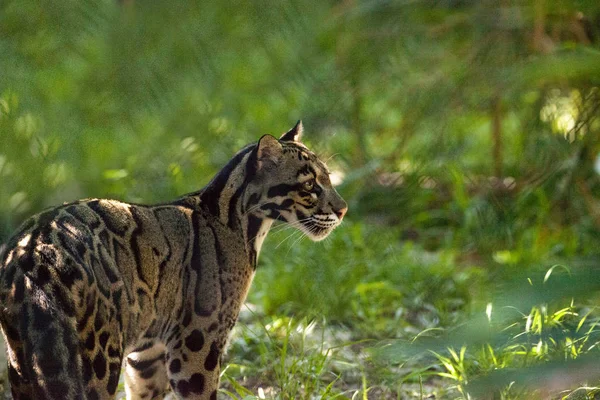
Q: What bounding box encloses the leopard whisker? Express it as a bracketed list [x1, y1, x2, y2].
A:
[276, 230, 303, 249]
[269, 217, 312, 233]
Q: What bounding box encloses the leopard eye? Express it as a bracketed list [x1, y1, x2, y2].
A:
[302, 180, 315, 191]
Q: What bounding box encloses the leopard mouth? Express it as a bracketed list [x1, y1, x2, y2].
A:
[300, 215, 341, 241]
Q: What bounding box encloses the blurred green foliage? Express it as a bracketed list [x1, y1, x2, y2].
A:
[2, 0, 600, 398]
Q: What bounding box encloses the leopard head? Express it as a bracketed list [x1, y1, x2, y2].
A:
[246, 121, 347, 241]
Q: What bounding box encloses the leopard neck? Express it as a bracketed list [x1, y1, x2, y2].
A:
[195, 144, 273, 267]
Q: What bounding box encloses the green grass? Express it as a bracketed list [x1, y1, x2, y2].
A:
[253, 221, 482, 337]
[214, 220, 600, 399]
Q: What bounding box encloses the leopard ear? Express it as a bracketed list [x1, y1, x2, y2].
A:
[279, 120, 303, 142]
[256, 134, 283, 170]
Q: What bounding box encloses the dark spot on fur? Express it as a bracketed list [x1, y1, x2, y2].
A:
[280, 198, 295, 209]
[19, 252, 35, 273]
[35, 264, 51, 286]
[100, 257, 120, 283]
[182, 310, 192, 327]
[78, 294, 95, 332]
[189, 373, 205, 394]
[99, 332, 109, 349]
[177, 380, 190, 396]
[108, 346, 120, 358]
[93, 352, 107, 380]
[193, 305, 213, 317]
[85, 331, 95, 350]
[204, 342, 220, 371]
[184, 329, 204, 352]
[140, 366, 157, 380]
[94, 302, 105, 331]
[207, 322, 218, 332]
[108, 363, 120, 395]
[268, 183, 298, 198]
[210, 390, 218, 400]
[57, 257, 84, 288]
[82, 355, 93, 382]
[169, 358, 181, 374]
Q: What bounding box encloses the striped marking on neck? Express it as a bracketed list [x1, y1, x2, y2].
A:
[200, 145, 255, 220]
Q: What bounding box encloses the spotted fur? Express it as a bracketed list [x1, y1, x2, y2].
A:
[0, 121, 347, 400]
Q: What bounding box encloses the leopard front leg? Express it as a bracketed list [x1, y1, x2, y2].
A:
[165, 327, 221, 400]
[124, 342, 170, 400]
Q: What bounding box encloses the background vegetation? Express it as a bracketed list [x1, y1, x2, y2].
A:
[1, 0, 600, 398]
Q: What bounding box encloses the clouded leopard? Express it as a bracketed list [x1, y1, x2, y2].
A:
[0, 121, 347, 400]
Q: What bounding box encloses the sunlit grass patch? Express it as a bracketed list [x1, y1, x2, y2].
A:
[221, 311, 455, 399]
[254, 221, 483, 339]
[377, 264, 600, 399]
[221, 315, 364, 399]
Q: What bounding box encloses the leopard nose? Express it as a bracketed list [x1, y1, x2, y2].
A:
[335, 207, 348, 220]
